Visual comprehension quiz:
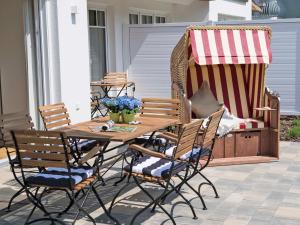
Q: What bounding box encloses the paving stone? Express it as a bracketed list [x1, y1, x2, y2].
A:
[274, 206, 300, 220]
[0, 142, 299, 224]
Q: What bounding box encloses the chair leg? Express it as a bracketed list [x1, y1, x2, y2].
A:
[71, 188, 96, 225]
[198, 171, 219, 198]
[24, 187, 60, 225]
[130, 176, 176, 225]
[91, 185, 120, 225]
[167, 182, 198, 219]
[177, 174, 207, 210]
[109, 180, 130, 214]
[71, 189, 95, 224]
[58, 190, 80, 217]
[6, 186, 25, 212]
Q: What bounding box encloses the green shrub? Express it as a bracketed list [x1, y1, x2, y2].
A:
[288, 127, 300, 138]
[291, 119, 300, 127]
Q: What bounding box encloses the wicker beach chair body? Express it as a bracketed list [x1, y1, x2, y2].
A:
[170, 26, 280, 164]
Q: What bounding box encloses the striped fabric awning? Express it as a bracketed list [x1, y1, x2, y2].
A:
[189, 29, 272, 65]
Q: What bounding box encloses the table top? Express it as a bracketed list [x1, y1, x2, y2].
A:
[60, 116, 178, 142]
[90, 81, 135, 87]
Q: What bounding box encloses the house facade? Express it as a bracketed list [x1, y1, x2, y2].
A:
[0, 0, 252, 126]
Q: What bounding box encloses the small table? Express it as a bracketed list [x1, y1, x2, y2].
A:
[61, 116, 178, 180]
[90, 81, 136, 117]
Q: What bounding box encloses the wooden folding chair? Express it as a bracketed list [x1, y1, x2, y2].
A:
[11, 130, 119, 225]
[135, 98, 180, 147]
[109, 119, 204, 225]
[161, 108, 225, 210]
[0, 112, 35, 211]
[39, 103, 99, 158]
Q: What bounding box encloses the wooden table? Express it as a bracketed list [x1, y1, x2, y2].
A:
[62, 116, 178, 142]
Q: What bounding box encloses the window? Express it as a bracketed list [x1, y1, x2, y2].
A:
[141, 15, 153, 24]
[129, 10, 167, 25]
[129, 13, 139, 24]
[88, 10, 107, 81]
[155, 16, 166, 24]
[89, 10, 105, 27]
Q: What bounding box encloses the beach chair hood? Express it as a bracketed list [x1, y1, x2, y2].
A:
[171, 25, 273, 123]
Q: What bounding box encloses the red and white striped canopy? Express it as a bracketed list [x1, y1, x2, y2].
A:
[189, 28, 272, 65]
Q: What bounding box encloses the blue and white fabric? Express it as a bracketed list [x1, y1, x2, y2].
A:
[72, 140, 98, 152]
[26, 166, 96, 188]
[165, 146, 210, 160]
[124, 155, 186, 179]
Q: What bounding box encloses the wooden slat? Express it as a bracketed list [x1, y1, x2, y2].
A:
[142, 103, 179, 109]
[14, 130, 63, 137]
[142, 98, 180, 104]
[141, 109, 179, 115]
[140, 114, 177, 119]
[41, 108, 68, 117]
[20, 151, 66, 161]
[16, 137, 63, 145]
[39, 103, 65, 111]
[74, 175, 97, 191]
[178, 139, 195, 151]
[22, 159, 67, 168]
[44, 113, 69, 123]
[18, 144, 65, 153]
[46, 119, 70, 129]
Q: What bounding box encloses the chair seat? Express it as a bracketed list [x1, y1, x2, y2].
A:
[124, 156, 186, 179]
[72, 140, 98, 152]
[26, 166, 96, 188]
[165, 146, 210, 160]
[237, 118, 267, 130]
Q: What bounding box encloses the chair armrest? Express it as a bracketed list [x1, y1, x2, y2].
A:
[129, 144, 168, 159]
[157, 132, 178, 143]
[78, 146, 101, 165]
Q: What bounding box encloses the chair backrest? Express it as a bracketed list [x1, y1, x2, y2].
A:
[173, 119, 204, 159]
[39, 103, 71, 130]
[140, 98, 180, 120]
[103, 72, 127, 84]
[0, 112, 34, 148]
[201, 108, 225, 149]
[11, 130, 72, 168]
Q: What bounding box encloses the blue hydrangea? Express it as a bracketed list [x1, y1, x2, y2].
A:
[101, 96, 141, 114]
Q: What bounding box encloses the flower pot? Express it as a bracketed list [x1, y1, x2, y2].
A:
[122, 113, 136, 124]
[109, 112, 120, 123]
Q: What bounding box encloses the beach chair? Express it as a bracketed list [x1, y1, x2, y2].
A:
[171, 25, 280, 165]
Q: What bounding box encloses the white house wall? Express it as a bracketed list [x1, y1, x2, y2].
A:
[126, 19, 300, 115]
[209, 0, 252, 21]
[0, 0, 28, 114]
[55, 0, 91, 123]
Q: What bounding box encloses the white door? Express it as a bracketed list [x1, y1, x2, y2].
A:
[88, 9, 107, 81]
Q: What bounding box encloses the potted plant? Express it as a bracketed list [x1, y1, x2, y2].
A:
[101, 96, 141, 123]
[118, 96, 141, 123]
[101, 98, 121, 123]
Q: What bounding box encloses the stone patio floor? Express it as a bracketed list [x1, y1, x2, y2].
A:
[0, 141, 299, 225]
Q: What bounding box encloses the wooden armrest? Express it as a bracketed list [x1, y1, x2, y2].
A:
[157, 133, 178, 143]
[129, 144, 168, 159]
[78, 146, 101, 165]
[253, 107, 276, 111]
[162, 132, 178, 138]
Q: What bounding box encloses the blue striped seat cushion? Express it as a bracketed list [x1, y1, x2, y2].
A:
[72, 140, 98, 152]
[26, 166, 96, 188]
[165, 146, 210, 160]
[124, 156, 186, 179]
